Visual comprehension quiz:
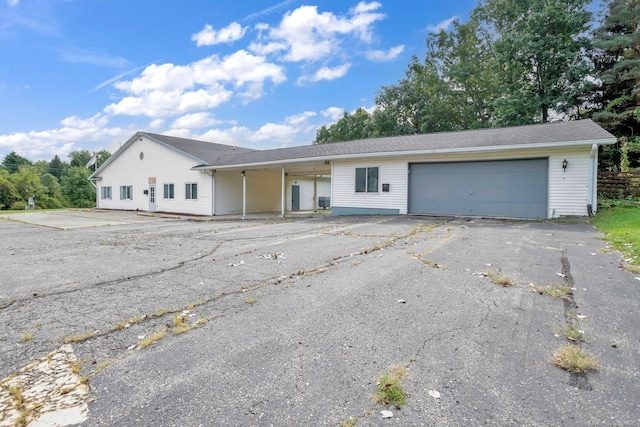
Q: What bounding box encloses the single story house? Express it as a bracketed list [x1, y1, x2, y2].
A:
[89, 119, 616, 219]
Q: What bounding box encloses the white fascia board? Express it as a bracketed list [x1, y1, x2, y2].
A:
[192, 137, 616, 171]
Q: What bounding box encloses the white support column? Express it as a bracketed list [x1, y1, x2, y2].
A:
[313, 175, 317, 211]
[242, 170, 246, 220]
[281, 167, 286, 218]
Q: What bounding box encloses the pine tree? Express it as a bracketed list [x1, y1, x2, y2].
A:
[593, 0, 640, 169]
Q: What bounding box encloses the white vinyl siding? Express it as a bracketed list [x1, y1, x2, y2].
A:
[547, 150, 592, 217]
[95, 136, 213, 215]
[332, 159, 408, 214]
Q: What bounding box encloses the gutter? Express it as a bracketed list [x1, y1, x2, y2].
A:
[587, 143, 598, 216]
[191, 138, 616, 171]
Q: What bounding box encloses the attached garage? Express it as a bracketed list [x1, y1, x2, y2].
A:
[408, 159, 549, 219]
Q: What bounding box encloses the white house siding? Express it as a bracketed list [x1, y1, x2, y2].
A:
[246, 169, 282, 213]
[332, 146, 595, 218]
[285, 176, 331, 211]
[96, 137, 213, 216]
[548, 149, 593, 217]
[213, 171, 243, 215]
[332, 158, 409, 214]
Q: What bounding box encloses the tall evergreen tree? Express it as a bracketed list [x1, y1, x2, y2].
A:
[592, 0, 640, 169]
[2, 151, 32, 174]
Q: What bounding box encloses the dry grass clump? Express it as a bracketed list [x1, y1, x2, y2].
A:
[485, 271, 515, 287]
[373, 365, 409, 408]
[551, 345, 598, 373]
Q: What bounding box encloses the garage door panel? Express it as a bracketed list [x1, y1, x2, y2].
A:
[408, 159, 548, 219]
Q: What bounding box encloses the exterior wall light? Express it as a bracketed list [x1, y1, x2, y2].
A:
[562, 159, 568, 172]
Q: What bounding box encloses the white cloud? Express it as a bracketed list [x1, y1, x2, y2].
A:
[7, 0, 19, 7]
[364, 44, 404, 61]
[298, 63, 351, 85]
[321, 107, 344, 121]
[427, 16, 457, 33]
[249, 2, 386, 62]
[242, 0, 297, 23]
[171, 112, 222, 129]
[105, 50, 286, 118]
[192, 22, 247, 46]
[0, 113, 127, 160]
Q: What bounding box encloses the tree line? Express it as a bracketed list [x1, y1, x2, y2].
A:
[314, 0, 640, 171]
[0, 150, 110, 210]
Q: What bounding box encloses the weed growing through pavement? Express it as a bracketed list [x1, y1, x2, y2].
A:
[154, 307, 174, 317]
[92, 360, 114, 375]
[70, 360, 83, 374]
[246, 297, 258, 305]
[551, 345, 598, 373]
[3, 384, 29, 426]
[485, 271, 515, 287]
[63, 331, 96, 344]
[421, 258, 447, 269]
[140, 330, 168, 348]
[373, 365, 409, 409]
[21, 332, 34, 342]
[558, 324, 586, 342]
[341, 417, 359, 427]
[534, 283, 572, 299]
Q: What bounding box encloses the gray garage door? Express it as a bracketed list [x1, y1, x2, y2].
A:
[408, 159, 548, 219]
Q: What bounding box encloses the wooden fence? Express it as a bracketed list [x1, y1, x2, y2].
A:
[598, 171, 640, 199]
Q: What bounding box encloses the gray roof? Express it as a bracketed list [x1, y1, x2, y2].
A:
[203, 119, 615, 168]
[142, 132, 253, 165]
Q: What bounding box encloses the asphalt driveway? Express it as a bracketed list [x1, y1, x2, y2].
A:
[0, 211, 638, 426]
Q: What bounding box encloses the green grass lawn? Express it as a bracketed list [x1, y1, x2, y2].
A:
[592, 202, 640, 272]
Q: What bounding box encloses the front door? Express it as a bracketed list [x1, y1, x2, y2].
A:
[149, 184, 156, 212]
[292, 185, 300, 211]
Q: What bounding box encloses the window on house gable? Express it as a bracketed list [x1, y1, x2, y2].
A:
[185, 183, 198, 200]
[120, 185, 133, 200]
[101, 186, 112, 200]
[355, 167, 379, 193]
[164, 183, 174, 199]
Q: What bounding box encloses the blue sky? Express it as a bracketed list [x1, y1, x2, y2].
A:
[0, 0, 543, 161]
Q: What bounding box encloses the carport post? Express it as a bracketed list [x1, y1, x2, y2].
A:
[242, 170, 246, 220]
[281, 167, 285, 218]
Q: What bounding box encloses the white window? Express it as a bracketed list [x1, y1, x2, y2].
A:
[355, 167, 378, 193]
[101, 186, 112, 200]
[185, 183, 198, 200]
[120, 185, 133, 200]
[163, 183, 174, 199]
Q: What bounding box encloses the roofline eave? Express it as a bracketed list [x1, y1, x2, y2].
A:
[191, 137, 617, 171]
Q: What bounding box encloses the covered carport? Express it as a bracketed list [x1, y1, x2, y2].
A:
[199, 160, 331, 219]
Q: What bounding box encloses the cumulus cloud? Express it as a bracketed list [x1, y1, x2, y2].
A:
[321, 106, 345, 121]
[427, 16, 457, 33]
[297, 63, 351, 85]
[249, 2, 385, 62]
[364, 44, 404, 61]
[192, 22, 248, 46]
[0, 113, 127, 160]
[105, 50, 286, 117]
[171, 112, 222, 129]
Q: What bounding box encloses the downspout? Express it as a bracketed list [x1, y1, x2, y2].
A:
[587, 144, 598, 217]
[242, 170, 246, 220]
[211, 170, 215, 216]
[281, 167, 285, 218]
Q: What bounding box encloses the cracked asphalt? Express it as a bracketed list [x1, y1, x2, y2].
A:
[1, 210, 638, 426]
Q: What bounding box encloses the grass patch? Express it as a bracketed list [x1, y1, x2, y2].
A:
[533, 283, 572, 299]
[485, 271, 515, 287]
[551, 344, 598, 373]
[153, 307, 174, 317]
[246, 297, 258, 305]
[63, 331, 96, 344]
[341, 417, 359, 427]
[70, 360, 83, 374]
[21, 332, 34, 342]
[373, 365, 409, 409]
[421, 258, 446, 269]
[592, 203, 640, 267]
[559, 325, 586, 342]
[92, 360, 114, 375]
[140, 329, 168, 348]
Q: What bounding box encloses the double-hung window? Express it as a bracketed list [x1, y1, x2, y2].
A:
[185, 183, 198, 200]
[355, 167, 378, 193]
[120, 185, 133, 200]
[163, 183, 174, 199]
[101, 186, 112, 200]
